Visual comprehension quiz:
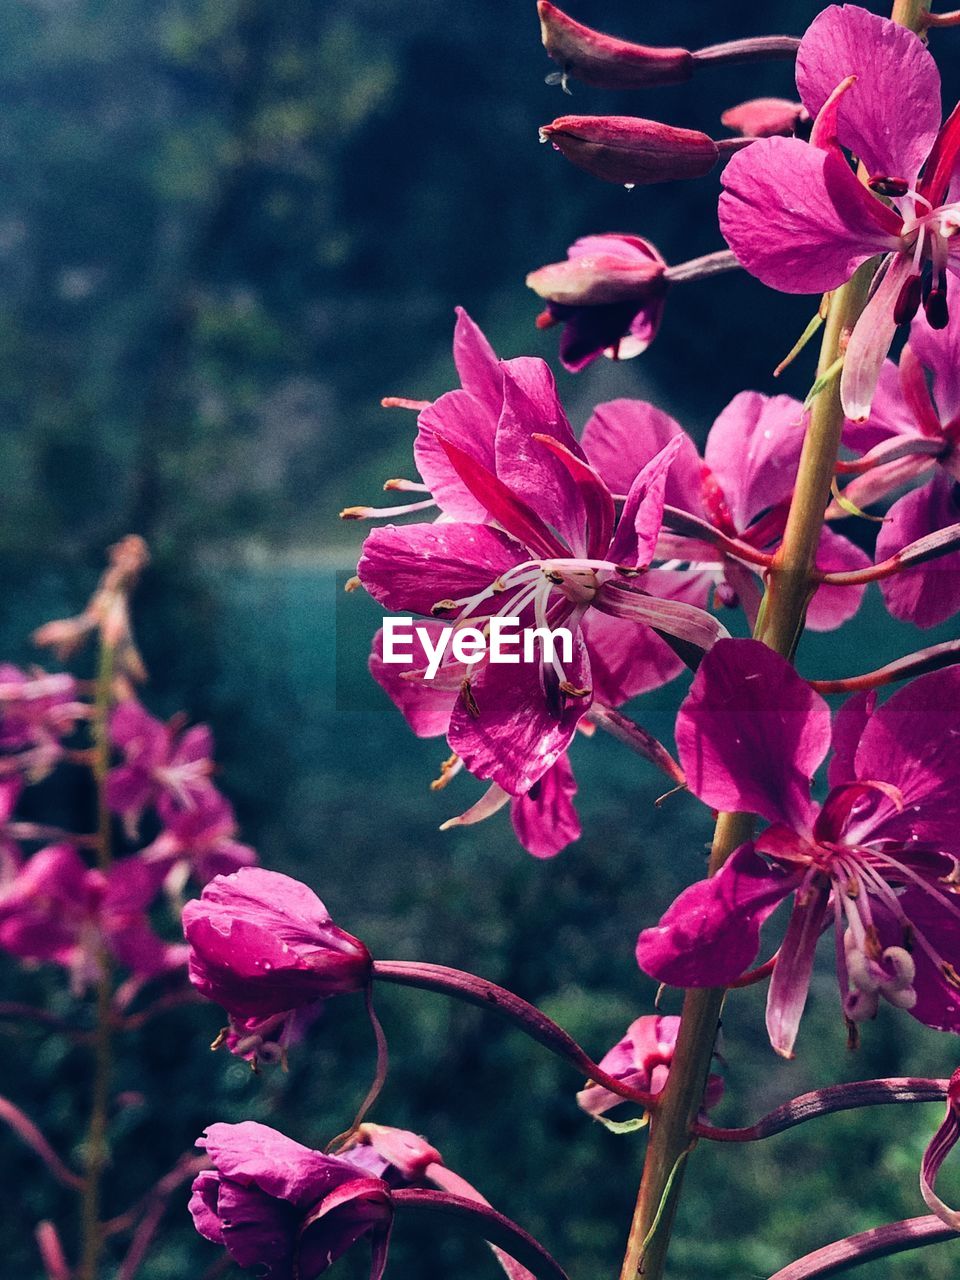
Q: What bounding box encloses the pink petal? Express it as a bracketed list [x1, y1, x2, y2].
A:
[358, 522, 525, 617]
[805, 524, 870, 631]
[910, 303, 960, 426]
[415, 390, 499, 522]
[719, 137, 899, 293]
[199, 1121, 358, 1207]
[764, 884, 830, 1058]
[841, 253, 916, 422]
[578, 609, 684, 704]
[451, 307, 502, 411]
[636, 844, 799, 987]
[886, 889, 960, 1034]
[608, 436, 683, 567]
[842, 357, 925, 454]
[368, 625, 458, 739]
[494, 360, 587, 553]
[446, 632, 591, 795]
[675, 639, 830, 832]
[876, 477, 960, 627]
[704, 392, 806, 529]
[796, 5, 940, 186]
[510, 755, 581, 859]
[854, 666, 960, 855]
[827, 690, 876, 788]
[580, 399, 703, 513]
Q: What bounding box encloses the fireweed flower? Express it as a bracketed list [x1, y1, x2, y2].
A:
[527, 235, 668, 372]
[183, 868, 372, 1033]
[0, 777, 23, 884]
[576, 1015, 723, 1118]
[921, 1068, 960, 1228]
[358, 356, 728, 797]
[636, 640, 960, 1057]
[719, 4, 960, 419]
[369, 621, 582, 859]
[0, 665, 86, 780]
[189, 1121, 393, 1280]
[141, 789, 258, 887]
[838, 302, 960, 626]
[0, 846, 184, 993]
[106, 699, 217, 836]
[581, 392, 869, 630]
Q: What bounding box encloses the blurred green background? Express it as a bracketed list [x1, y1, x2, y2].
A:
[2, 1, 960, 1277]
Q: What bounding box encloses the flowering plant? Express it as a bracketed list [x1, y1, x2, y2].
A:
[7, 4, 960, 1280]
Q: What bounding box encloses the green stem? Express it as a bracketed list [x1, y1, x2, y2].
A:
[78, 640, 116, 1280]
[616, 0, 934, 1243]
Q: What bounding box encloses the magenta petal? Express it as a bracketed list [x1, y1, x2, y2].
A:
[446, 632, 591, 795]
[189, 1171, 227, 1245]
[805, 525, 870, 630]
[854, 666, 960, 854]
[415, 391, 499, 522]
[719, 137, 899, 294]
[578, 609, 683, 704]
[796, 5, 940, 185]
[891, 889, 960, 1034]
[368, 625, 458, 738]
[827, 690, 876, 788]
[841, 254, 915, 422]
[358, 522, 525, 617]
[581, 399, 703, 514]
[451, 307, 502, 411]
[608, 436, 683, 567]
[510, 755, 581, 859]
[875, 477, 960, 627]
[215, 1179, 296, 1272]
[704, 392, 805, 529]
[843, 357, 925, 454]
[636, 844, 798, 987]
[911, 303, 960, 425]
[494, 359, 587, 552]
[765, 883, 830, 1058]
[200, 1122, 359, 1208]
[675, 639, 830, 831]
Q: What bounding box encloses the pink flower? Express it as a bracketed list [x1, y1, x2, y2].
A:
[839, 302, 960, 626]
[576, 1015, 723, 1118]
[358, 353, 726, 796]
[189, 1121, 393, 1280]
[0, 846, 184, 991]
[106, 700, 217, 835]
[0, 666, 85, 780]
[581, 392, 869, 630]
[527, 235, 668, 372]
[369, 621, 582, 859]
[719, 4, 960, 418]
[540, 115, 726, 186]
[636, 639, 960, 1057]
[182, 868, 372, 1023]
[142, 789, 258, 885]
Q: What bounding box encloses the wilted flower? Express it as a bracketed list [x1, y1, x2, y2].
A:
[182, 868, 372, 1023]
[189, 1121, 393, 1280]
[636, 640, 960, 1057]
[577, 1015, 723, 1117]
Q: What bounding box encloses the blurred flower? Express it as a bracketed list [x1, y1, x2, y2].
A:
[637, 640, 960, 1056]
[0, 666, 85, 780]
[106, 701, 216, 837]
[0, 846, 184, 992]
[142, 789, 257, 886]
[577, 1015, 723, 1117]
[720, 97, 808, 138]
[190, 1121, 393, 1280]
[182, 868, 372, 1022]
[719, 4, 960, 418]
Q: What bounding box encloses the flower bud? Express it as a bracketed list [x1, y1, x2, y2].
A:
[357, 1124, 442, 1181]
[577, 1015, 723, 1118]
[721, 97, 808, 138]
[540, 115, 719, 186]
[527, 234, 666, 307]
[538, 1, 693, 92]
[182, 868, 372, 1020]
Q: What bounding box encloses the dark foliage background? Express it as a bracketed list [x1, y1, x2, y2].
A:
[2, 1, 960, 1277]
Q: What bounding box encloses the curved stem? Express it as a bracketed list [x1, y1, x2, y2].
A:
[391, 1188, 569, 1280]
[0, 1095, 85, 1190]
[692, 1078, 949, 1143]
[372, 960, 654, 1108]
[767, 1215, 957, 1279]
